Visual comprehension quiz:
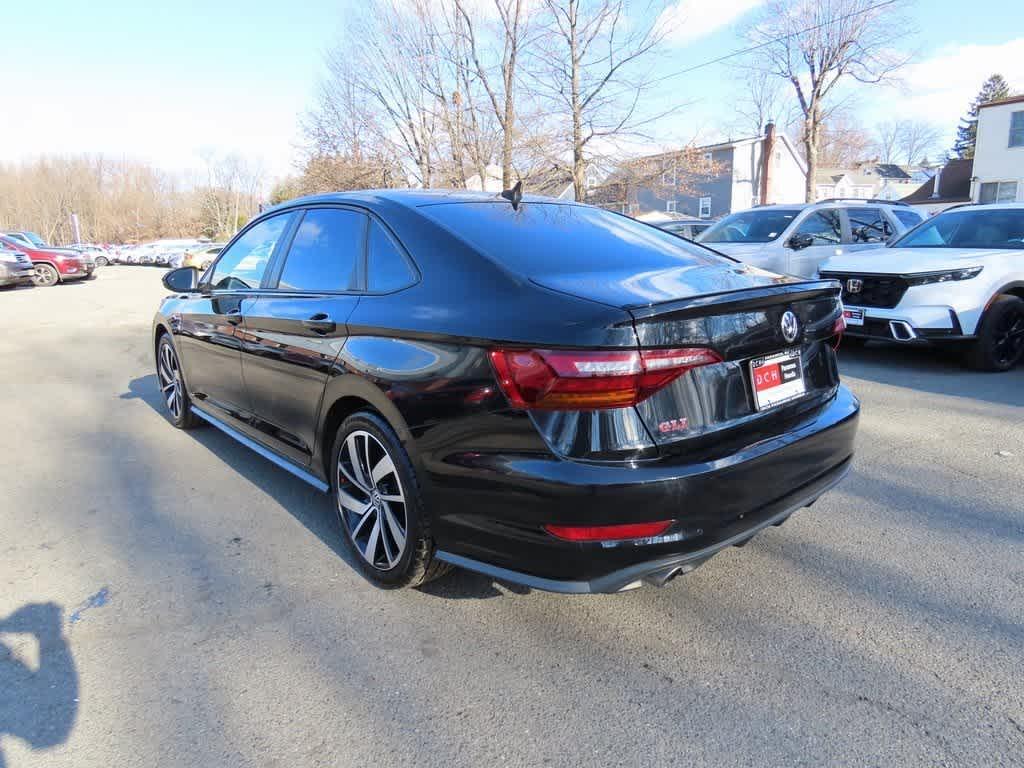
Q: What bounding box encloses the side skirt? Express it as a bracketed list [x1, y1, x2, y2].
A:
[190, 405, 330, 493]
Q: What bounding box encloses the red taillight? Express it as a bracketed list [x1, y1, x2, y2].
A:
[489, 347, 721, 410]
[544, 520, 674, 542]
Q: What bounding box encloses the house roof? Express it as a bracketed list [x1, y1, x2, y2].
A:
[521, 165, 575, 198]
[979, 94, 1024, 109]
[900, 158, 973, 204]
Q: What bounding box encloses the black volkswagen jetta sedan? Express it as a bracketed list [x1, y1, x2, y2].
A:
[153, 190, 858, 593]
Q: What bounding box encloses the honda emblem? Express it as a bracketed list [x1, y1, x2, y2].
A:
[847, 278, 863, 294]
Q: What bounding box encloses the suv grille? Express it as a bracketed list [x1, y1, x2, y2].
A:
[821, 272, 909, 309]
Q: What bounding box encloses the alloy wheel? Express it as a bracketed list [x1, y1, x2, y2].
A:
[993, 307, 1024, 367]
[32, 264, 58, 287]
[157, 342, 184, 420]
[336, 430, 408, 570]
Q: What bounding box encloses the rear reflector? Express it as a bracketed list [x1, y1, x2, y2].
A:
[544, 520, 674, 542]
[489, 347, 721, 410]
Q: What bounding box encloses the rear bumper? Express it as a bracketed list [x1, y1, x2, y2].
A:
[430, 385, 859, 591]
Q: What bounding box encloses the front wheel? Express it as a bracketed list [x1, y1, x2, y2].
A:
[32, 263, 59, 287]
[965, 295, 1024, 372]
[330, 412, 449, 589]
[156, 335, 199, 428]
[96, 256, 109, 267]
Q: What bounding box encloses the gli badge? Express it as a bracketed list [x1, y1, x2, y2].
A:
[846, 278, 863, 294]
[780, 310, 800, 344]
[658, 417, 689, 434]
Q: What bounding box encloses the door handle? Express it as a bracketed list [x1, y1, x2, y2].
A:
[225, 308, 242, 326]
[302, 313, 336, 334]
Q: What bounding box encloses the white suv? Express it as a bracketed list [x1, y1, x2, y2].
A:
[819, 203, 1024, 371]
[697, 200, 923, 278]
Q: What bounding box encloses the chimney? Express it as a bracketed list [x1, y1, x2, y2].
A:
[930, 164, 943, 200]
[760, 121, 775, 205]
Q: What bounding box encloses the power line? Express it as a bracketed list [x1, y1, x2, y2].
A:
[647, 0, 902, 89]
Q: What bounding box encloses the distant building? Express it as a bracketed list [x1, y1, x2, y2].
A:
[815, 162, 936, 202]
[970, 94, 1024, 204]
[588, 123, 806, 220]
[901, 158, 973, 215]
[466, 164, 578, 200]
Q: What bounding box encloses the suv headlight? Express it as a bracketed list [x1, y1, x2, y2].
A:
[906, 267, 983, 286]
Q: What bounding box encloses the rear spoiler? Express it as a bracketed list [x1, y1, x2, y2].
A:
[626, 280, 842, 322]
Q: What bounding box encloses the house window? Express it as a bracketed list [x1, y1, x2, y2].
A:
[703, 152, 713, 170]
[666, 200, 677, 213]
[751, 194, 760, 207]
[1010, 111, 1024, 148]
[698, 197, 712, 218]
[661, 167, 676, 187]
[979, 181, 1019, 203]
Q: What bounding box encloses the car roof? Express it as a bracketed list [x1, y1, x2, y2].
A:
[942, 202, 1024, 214]
[263, 188, 579, 215]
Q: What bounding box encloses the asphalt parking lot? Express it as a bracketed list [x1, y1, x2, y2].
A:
[1, 267, 1022, 767]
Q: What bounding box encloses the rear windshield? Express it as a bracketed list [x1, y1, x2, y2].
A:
[891, 208, 1024, 249]
[698, 209, 801, 243]
[418, 201, 734, 275]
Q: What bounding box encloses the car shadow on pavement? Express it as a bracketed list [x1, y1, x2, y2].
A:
[122, 374, 519, 599]
[0, 603, 78, 768]
[837, 341, 1024, 408]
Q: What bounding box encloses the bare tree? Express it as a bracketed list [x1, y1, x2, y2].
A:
[532, 0, 670, 201]
[874, 120, 901, 163]
[897, 119, 943, 165]
[455, 0, 529, 189]
[731, 68, 789, 136]
[745, 0, 912, 201]
[817, 114, 874, 166]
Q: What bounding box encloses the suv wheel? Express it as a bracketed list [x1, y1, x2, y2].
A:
[331, 412, 449, 589]
[156, 335, 199, 428]
[32, 263, 59, 287]
[966, 295, 1024, 372]
[96, 256, 109, 267]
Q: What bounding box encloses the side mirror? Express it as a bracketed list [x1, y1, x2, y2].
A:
[162, 266, 199, 293]
[787, 233, 814, 251]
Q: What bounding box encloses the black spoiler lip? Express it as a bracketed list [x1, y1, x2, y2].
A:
[626, 280, 842, 321]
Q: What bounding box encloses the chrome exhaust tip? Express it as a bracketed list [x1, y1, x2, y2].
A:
[889, 320, 917, 341]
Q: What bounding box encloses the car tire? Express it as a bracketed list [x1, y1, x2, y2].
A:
[156, 335, 200, 429]
[330, 411, 450, 589]
[96, 256, 109, 267]
[31, 263, 59, 287]
[965, 295, 1024, 372]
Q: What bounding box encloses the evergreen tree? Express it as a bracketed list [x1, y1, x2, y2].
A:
[954, 74, 1011, 159]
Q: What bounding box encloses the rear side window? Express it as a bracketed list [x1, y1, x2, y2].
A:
[278, 208, 365, 292]
[367, 220, 416, 292]
[893, 209, 923, 228]
[210, 213, 290, 290]
[419, 201, 732, 275]
[795, 210, 842, 245]
[848, 208, 892, 243]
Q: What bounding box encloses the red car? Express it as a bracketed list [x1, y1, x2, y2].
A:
[0, 235, 91, 286]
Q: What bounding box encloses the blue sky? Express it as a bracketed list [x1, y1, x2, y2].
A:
[3, 0, 1023, 179]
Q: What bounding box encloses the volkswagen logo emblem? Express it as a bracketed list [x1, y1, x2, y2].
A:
[847, 278, 863, 294]
[780, 310, 800, 343]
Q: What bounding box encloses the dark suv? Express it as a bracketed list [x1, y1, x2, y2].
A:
[153, 191, 858, 593]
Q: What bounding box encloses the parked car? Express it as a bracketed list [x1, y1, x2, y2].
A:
[656, 217, 713, 241]
[0, 240, 35, 287]
[819, 202, 1024, 371]
[70, 243, 113, 266]
[0, 235, 89, 286]
[153, 191, 858, 593]
[182, 243, 224, 271]
[2, 231, 48, 249]
[697, 199, 924, 278]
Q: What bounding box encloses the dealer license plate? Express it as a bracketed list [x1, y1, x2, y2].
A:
[843, 306, 865, 326]
[750, 350, 806, 411]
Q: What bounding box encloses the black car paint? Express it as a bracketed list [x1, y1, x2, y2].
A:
[154, 190, 858, 591]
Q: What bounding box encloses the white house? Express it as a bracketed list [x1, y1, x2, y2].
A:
[815, 163, 936, 202]
[971, 94, 1024, 203]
